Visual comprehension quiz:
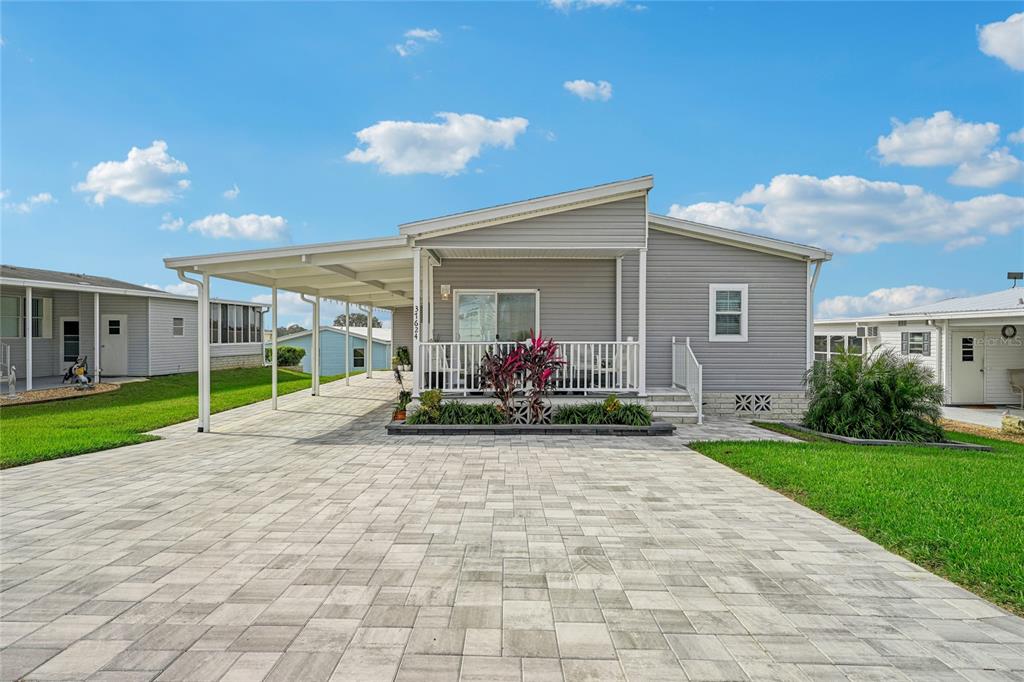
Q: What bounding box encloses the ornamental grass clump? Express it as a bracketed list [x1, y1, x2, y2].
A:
[804, 348, 944, 442]
[552, 395, 653, 427]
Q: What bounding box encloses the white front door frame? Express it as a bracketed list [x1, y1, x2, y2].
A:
[950, 329, 985, 404]
[100, 313, 128, 376]
[59, 316, 80, 371]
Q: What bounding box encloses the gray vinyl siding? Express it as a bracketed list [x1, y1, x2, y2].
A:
[149, 298, 200, 375]
[416, 197, 647, 249]
[78, 293, 150, 376]
[392, 307, 413, 352]
[0, 286, 76, 378]
[430, 259, 616, 342]
[625, 229, 809, 391]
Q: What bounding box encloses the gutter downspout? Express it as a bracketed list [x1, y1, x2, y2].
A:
[177, 270, 209, 432]
[807, 259, 823, 369]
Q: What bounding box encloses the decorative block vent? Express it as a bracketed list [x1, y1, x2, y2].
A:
[735, 394, 772, 413]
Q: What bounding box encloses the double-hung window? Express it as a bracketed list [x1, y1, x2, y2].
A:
[172, 317, 184, 336]
[353, 347, 366, 368]
[709, 284, 748, 342]
[0, 295, 51, 339]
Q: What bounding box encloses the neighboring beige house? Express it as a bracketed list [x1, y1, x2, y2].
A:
[165, 176, 832, 429]
[815, 286, 1024, 406]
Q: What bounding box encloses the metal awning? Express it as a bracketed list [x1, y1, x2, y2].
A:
[164, 236, 416, 308]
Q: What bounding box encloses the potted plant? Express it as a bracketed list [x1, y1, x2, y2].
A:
[393, 390, 412, 422]
[395, 345, 412, 372]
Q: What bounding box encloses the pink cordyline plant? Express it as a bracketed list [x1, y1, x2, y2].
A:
[480, 344, 524, 418]
[520, 329, 565, 423]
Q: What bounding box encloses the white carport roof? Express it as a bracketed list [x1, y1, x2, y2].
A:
[164, 235, 417, 308]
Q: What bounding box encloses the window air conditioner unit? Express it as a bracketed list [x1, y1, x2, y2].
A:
[856, 326, 879, 338]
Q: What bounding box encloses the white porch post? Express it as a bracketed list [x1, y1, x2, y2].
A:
[93, 292, 100, 384]
[367, 305, 374, 379]
[200, 274, 211, 432]
[412, 247, 422, 397]
[638, 248, 647, 396]
[615, 256, 622, 343]
[313, 296, 320, 395]
[24, 285, 32, 391]
[345, 299, 351, 385]
[271, 286, 278, 410]
[806, 260, 822, 370]
[427, 260, 434, 342]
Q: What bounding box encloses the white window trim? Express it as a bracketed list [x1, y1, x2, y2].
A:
[814, 333, 864, 363]
[0, 294, 52, 339]
[452, 289, 541, 342]
[172, 317, 185, 337]
[210, 303, 263, 345]
[709, 284, 748, 342]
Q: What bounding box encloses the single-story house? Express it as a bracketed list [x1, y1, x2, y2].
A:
[165, 175, 832, 431]
[278, 326, 393, 375]
[0, 265, 267, 390]
[815, 286, 1024, 406]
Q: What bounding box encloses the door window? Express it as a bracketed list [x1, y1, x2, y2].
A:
[961, 337, 975, 362]
[63, 320, 80, 362]
[108, 319, 121, 335]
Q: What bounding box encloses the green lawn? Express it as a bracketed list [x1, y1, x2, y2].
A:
[689, 427, 1024, 615]
[0, 367, 362, 469]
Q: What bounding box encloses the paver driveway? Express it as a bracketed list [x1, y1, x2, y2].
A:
[2, 375, 1023, 681]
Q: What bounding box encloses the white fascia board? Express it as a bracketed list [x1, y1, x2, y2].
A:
[399, 176, 654, 237]
[164, 235, 409, 270]
[0, 276, 255, 307]
[893, 309, 1024, 321]
[648, 214, 832, 261]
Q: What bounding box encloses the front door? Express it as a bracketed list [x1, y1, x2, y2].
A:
[59, 317, 80, 371]
[100, 314, 128, 376]
[952, 331, 984, 404]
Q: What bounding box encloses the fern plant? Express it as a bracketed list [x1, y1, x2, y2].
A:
[804, 348, 944, 442]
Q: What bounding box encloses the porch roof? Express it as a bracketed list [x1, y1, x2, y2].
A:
[164, 236, 417, 308]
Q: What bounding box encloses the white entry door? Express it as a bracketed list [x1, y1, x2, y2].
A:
[951, 332, 984, 404]
[100, 314, 128, 376]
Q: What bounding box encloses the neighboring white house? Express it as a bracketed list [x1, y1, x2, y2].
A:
[815, 286, 1024, 406]
[0, 265, 267, 389]
[165, 175, 833, 430]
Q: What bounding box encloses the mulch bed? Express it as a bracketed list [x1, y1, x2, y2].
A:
[942, 418, 1024, 445]
[0, 382, 120, 407]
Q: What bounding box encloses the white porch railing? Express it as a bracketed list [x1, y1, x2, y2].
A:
[0, 341, 15, 397]
[672, 336, 703, 424]
[418, 341, 641, 395]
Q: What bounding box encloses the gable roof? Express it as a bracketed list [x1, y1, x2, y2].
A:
[398, 176, 653, 238]
[890, 288, 1024, 317]
[648, 214, 831, 261]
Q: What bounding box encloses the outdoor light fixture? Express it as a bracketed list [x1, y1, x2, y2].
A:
[440, 284, 451, 301]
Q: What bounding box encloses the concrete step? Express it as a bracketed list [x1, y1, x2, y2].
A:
[645, 393, 692, 403]
[646, 400, 697, 410]
[656, 414, 700, 425]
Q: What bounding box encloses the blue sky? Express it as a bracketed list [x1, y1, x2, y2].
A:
[2, 1, 1022, 326]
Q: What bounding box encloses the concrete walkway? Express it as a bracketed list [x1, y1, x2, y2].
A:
[1, 375, 1022, 681]
[942, 405, 1022, 429]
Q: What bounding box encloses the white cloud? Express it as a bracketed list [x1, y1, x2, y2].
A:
[394, 27, 441, 57]
[144, 282, 196, 296]
[876, 111, 1000, 167]
[3, 191, 55, 214]
[1008, 127, 1024, 144]
[978, 12, 1024, 70]
[563, 79, 613, 102]
[346, 112, 529, 176]
[817, 285, 956, 318]
[667, 173, 1024, 253]
[944, 235, 987, 252]
[948, 147, 1024, 187]
[159, 213, 184, 231]
[548, 0, 632, 11]
[187, 213, 288, 240]
[223, 184, 240, 200]
[74, 140, 190, 205]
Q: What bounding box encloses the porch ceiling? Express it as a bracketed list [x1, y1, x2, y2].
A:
[164, 237, 416, 308]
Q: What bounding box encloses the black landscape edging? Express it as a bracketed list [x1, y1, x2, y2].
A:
[777, 422, 992, 451]
[387, 421, 676, 436]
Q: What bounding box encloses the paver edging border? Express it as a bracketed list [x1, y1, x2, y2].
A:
[386, 421, 676, 436]
[778, 422, 993, 451]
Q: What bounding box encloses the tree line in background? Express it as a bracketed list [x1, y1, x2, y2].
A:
[274, 312, 384, 337]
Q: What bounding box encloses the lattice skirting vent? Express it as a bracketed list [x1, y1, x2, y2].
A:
[735, 394, 772, 413]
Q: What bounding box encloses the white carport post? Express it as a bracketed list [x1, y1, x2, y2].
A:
[93, 292, 101, 384]
[313, 296, 321, 395]
[24, 285, 32, 391]
[367, 305, 374, 379]
[271, 286, 278, 410]
[412, 247, 422, 397]
[638, 248, 647, 397]
[345, 299, 351, 385]
[176, 270, 208, 432]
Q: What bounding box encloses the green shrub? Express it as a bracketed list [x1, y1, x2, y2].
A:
[265, 345, 306, 367]
[406, 399, 506, 425]
[804, 348, 944, 442]
[552, 400, 652, 427]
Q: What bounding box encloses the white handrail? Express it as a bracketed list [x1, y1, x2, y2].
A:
[417, 340, 641, 395]
[672, 336, 703, 424]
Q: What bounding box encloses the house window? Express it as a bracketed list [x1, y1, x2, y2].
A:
[0, 296, 20, 337]
[454, 290, 539, 342]
[900, 331, 931, 356]
[709, 284, 748, 342]
[908, 332, 925, 355]
[172, 317, 184, 336]
[961, 337, 974, 362]
[0, 296, 49, 338]
[813, 334, 864, 364]
[353, 347, 365, 368]
[62, 320, 80, 362]
[210, 304, 263, 344]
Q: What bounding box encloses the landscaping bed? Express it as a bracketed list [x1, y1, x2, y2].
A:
[0, 382, 120, 406]
[387, 420, 674, 436]
[776, 421, 992, 451]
